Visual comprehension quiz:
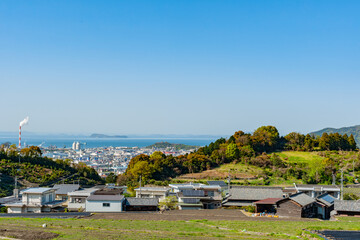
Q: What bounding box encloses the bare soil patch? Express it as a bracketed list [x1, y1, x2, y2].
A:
[0, 228, 58, 240]
[88, 209, 311, 222]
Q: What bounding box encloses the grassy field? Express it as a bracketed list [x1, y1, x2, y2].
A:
[0, 216, 360, 239]
[277, 151, 325, 164]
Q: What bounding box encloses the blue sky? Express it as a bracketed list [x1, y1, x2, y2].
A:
[1, 0, 360, 136]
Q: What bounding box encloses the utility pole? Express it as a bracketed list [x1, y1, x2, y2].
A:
[228, 170, 231, 195]
[139, 175, 142, 198]
[341, 169, 344, 200]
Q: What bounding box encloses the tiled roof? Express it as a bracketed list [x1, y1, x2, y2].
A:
[335, 200, 360, 212]
[289, 193, 315, 207]
[228, 187, 283, 201]
[125, 197, 158, 206]
[53, 184, 80, 195]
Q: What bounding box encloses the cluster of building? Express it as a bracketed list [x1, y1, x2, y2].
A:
[42, 144, 195, 177]
[1, 182, 360, 219]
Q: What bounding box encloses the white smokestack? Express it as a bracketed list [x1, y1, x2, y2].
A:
[20, 116, 29, 127]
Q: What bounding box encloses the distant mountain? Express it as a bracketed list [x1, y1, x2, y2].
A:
[90, 133, 128, 138]
[310, 125, 360, 145]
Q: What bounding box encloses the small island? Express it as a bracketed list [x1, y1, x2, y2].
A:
[90, 133, 128, 138]
[146, 141, 198, 150]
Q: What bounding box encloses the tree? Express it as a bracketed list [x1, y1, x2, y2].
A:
[348, 134, 357, 150]
[105, 172, 117, 183]
[251, 126, 280, 152]
[284, 132, 305, 151]
[159, 196, 178, 210]
[226, 143, 240, 160]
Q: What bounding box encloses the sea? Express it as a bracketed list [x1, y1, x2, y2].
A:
[0, 136, 217, 149]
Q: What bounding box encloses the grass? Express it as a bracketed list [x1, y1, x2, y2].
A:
[1, 216, 360, 239]
[277, 151, 325, 164]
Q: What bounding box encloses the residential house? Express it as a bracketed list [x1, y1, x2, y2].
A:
[284, 184, 341, 199]
[169, 183, 222, 210]
[5, 188, 63, 213]
[207, 181, 229, 195]
[254, 198, 283, 213]
[53, 184, 80, 201]
[86, 194, 125, 212]
[67, 187, 98, 211]
[124, 198, 158, 211]
[334, 200, 360, 216]
[135, 187, 170, 200]
[277, 192, 317, 218]
[222, 186, 284, 207]
[315, 193, 335, 219]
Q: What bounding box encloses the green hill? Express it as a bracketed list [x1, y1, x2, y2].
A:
[0, 147, 104, 197]
[310, 125, 360, 146]
[146, 141, 198, 150]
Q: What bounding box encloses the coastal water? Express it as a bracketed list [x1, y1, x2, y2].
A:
[0, 136, 217, 148]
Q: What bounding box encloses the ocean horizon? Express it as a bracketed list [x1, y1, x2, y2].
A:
[0, 136, 218, 148]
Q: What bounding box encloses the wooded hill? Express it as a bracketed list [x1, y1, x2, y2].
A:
[310, 125, 360, 146]
[120, 126, 359, 189]
[0, 145, 104, 197]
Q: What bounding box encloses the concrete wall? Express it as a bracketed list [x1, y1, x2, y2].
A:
[85, 200, 123, 212]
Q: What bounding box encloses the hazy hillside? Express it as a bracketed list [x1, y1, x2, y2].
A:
[310, 125, 360, 145]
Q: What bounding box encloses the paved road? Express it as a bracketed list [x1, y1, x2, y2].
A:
[0, 212, 90, 218]
[315, 230, 360, 240]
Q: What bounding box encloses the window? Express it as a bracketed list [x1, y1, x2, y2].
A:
[103, 203, 110, 207]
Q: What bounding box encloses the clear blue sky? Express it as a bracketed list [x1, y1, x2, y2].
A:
[1, 0, 360, 136]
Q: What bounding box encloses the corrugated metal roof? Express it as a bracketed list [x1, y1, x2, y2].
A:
[22, 188, 53, 194]
[87, 195, 124, 201]
[207, 181, 227, 187]
[254, 198, 283, 205]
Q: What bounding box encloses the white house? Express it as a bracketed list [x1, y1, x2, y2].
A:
[169, 183, 222, 210]
[67, 187, 98, 211]
[135, 187, 170, 200]
[85, 194, 124, 212]
[6, 188, 63, 213]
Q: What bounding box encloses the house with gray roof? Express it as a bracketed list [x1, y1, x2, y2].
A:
[222, 186, 284, 207]
[316, 193, 335, 219]
[135, 187, 170, 200]
[125, 197, 158, 211]
[276, 192, 317, 218]
[170, 183, 222, 210]
[86, 194, 125, 212]
[335, 200, 360, 216]
[5, 187, 64, 213]
[53, 184, 80, 201]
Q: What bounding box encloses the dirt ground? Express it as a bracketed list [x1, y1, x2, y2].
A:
[88, 209, 311, 221]
[0, 228, 58, 240]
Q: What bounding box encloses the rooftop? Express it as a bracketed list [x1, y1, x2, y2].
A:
[335, 200, 360, 212]
[125, 197, 158, 206]
[228, 186, 283, 201]
[21, 188, 54, 194]
[53, 184, 80, 195]
[135, 187, 170, 192]
[254, 198, 283, 205]
[87, 195, 124, 201]
[289, 192, 315, 207]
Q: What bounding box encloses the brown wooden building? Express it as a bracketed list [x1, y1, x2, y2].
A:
[277, 192, 317, 218]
